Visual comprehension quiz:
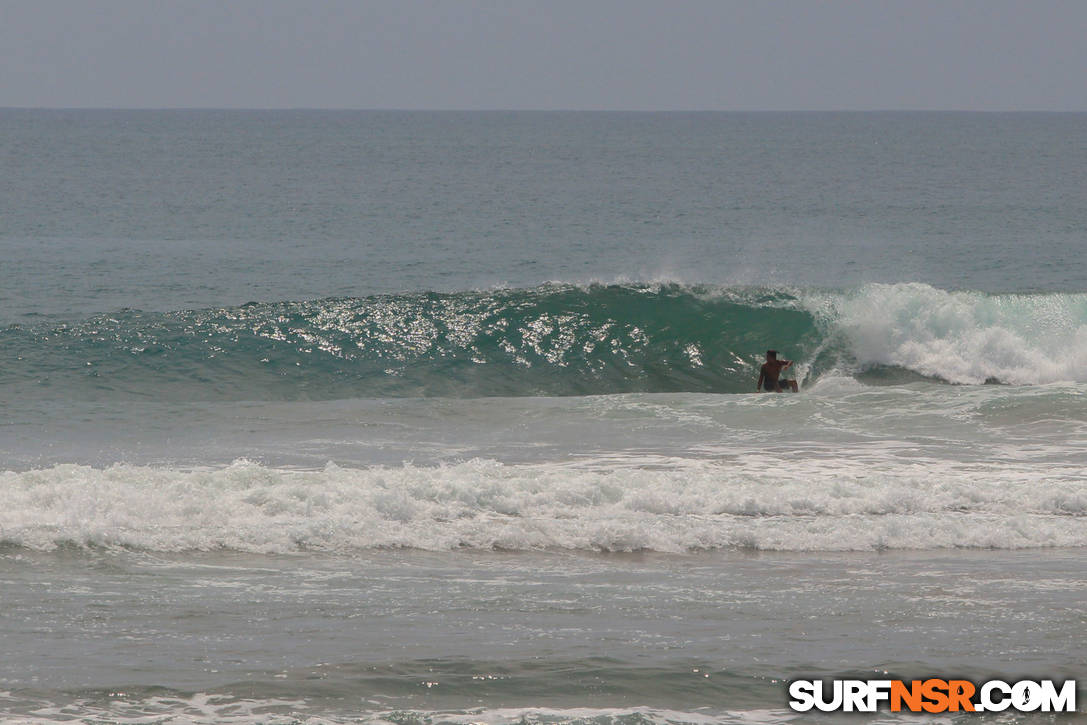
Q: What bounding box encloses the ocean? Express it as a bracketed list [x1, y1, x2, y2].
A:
[0, 110, 1084, 723]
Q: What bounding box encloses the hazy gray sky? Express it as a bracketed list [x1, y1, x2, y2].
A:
[2, 0, 1085, 110]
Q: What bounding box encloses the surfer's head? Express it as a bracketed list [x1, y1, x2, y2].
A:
[766, 350, 778, 360]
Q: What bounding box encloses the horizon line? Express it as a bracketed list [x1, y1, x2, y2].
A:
[2, 106, 1085, 114]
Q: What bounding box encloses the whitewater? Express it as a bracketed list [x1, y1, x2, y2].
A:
[4, 280, 1084, 558]
[3, 448, 1085, 553]
[2, 110, 1085, 724]
[5, 282, 1086, 401]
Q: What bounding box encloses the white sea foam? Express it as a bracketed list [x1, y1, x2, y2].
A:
[419, 706, 786, 725]
[6, 692, 314, 725]
[805, 283, 1087, 384]
[4, 692, 796, 725]
[1, 456, 1083, 554]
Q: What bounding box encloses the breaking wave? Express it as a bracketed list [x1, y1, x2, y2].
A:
[2, 282, 1084, 400]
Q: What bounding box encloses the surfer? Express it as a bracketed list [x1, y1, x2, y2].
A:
[757, 350, 799, 392]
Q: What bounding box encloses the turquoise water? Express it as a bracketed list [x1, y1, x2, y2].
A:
[1, 110, 1085, 723]
[4, 283, 1085, 404]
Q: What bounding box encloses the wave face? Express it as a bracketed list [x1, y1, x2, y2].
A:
[3, 283, 1085, 401]
[2, 458, 1085, 554]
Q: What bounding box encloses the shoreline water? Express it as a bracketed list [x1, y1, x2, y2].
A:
[2, 547, 1083, 722]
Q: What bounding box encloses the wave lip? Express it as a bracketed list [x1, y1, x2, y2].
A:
[3, 282, 1085, 401]
[2, 458, 1084, 554]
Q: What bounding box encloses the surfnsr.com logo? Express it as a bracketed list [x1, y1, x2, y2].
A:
[788, 679, 1077, 713]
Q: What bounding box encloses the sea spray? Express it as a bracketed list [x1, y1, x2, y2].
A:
[803, 283, 1087, 385]
[3, 283, 1085, 402]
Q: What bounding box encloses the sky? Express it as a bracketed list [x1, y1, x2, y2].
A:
[2, 0, 1085, 111]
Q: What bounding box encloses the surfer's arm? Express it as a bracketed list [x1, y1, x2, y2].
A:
[756, 370, 764, 392]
